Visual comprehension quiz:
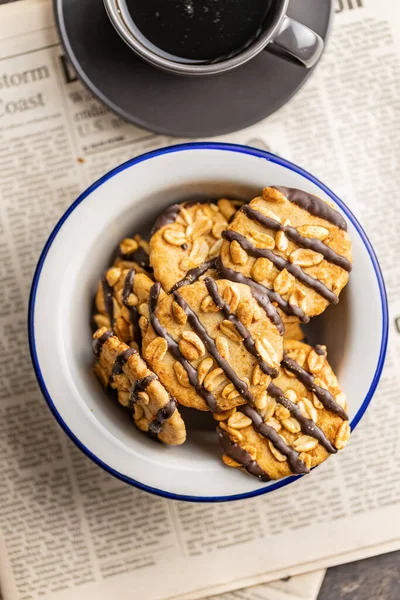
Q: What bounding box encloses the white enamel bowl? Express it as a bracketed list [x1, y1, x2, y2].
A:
[28, 143, 388, 502]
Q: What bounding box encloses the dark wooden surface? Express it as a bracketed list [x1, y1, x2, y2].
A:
[318, 551, 400, 600]
[0, 0, 398, 597]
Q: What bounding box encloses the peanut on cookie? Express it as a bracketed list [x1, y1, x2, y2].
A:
[141, 278, 284, 412]
[149, 199, 244, 293]
[93, 327, 186, 445]
[219, 186, 352, 324]
[217, 339, 349, 481]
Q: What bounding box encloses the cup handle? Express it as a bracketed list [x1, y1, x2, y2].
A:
[266, 16, 324, 68]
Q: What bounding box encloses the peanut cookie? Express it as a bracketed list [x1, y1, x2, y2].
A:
[149, 198, 244, 293]
[218, 186, 352, 324]
[93, 327, 186, 445]
[93, 265, 156, 349]
[217, 339, 349, 481]
[141, 278, 284, 412]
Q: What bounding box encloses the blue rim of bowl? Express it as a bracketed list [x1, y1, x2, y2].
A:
[28, 142, 389, 503]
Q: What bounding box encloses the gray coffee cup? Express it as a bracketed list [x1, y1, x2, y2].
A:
[104, 0, 324, 76]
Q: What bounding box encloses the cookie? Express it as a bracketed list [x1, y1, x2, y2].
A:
[141, 278, 284, 412]
[149, 198, 244, 293]
[218, 186, 352, 324]
[93, 265, 156, 349]
[217, 339, 349, 481]
[93, 327, 186, 445]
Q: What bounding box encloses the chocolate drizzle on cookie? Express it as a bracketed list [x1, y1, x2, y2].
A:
[93, 330, 113, 358]
[122, 268, 135, 305]
[151, 204, 181, 234]
[128, 374, 158, 412]
[204, 277, 278, 378]
[170, 258, 217, 293]
[149, 282, 218, 412]
[121, 268, 141, 346]
[241, 205, 351, 272]
[173, 291, 257, 406]
[282, 353, 348, 420]
[102, 276, 115, 324]
[238, 405, 310, 475]
[111, 348, 137, 378]
[218, 428, 271, 481]
[121, 246, 152, 272]
[223, 230, 339, 305]
[149, 397, 177, 434]
[216, 259, 307, 325]
[267, 382, 337, 454]
[272, 186, 348, 231]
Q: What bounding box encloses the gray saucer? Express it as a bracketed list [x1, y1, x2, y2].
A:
[55, 0, 333, 138]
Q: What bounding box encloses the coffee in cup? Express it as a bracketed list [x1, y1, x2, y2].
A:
[122, 0, 276, 63]
[104, 0, 324, 75]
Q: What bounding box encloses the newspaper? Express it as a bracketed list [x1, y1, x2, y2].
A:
[0, 0, 399, 599]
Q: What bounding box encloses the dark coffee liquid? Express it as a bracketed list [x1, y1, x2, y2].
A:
[125, 0, 274, 62]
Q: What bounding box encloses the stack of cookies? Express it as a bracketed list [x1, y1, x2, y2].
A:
[92, 186, 352, 482]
